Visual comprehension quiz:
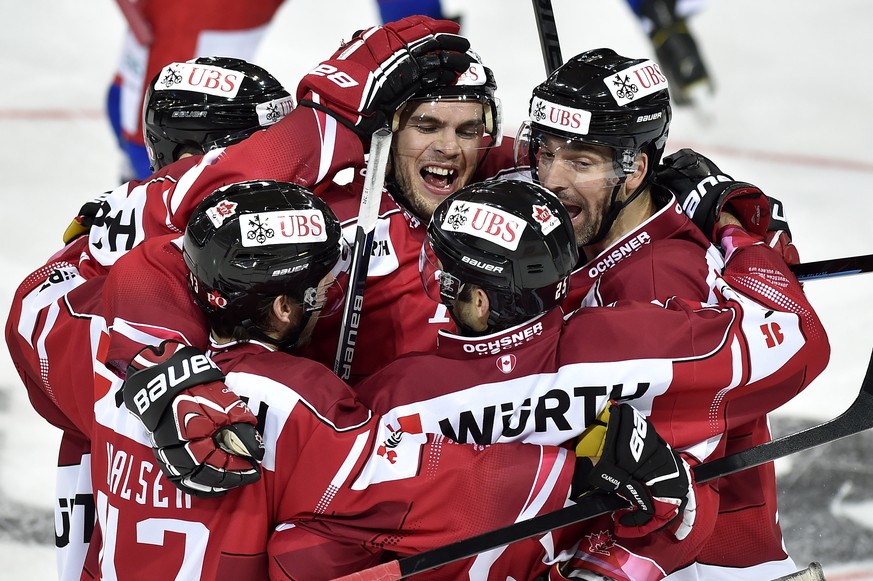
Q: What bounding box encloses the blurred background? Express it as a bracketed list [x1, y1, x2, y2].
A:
[1, 0, 871, 577]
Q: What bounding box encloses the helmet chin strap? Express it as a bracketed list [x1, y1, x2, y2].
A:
[586, 152, 647, 246]
[241, 309, 313, 352]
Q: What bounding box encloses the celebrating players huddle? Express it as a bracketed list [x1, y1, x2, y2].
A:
[6, 15, 828, 581]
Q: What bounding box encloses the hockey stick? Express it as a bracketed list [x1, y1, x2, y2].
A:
[333, 127, 393, 381]
[531, 0, 563, 74]
[771, 562, 826, 581]
[334, 348, 873, 580]
[791, 253, 873, 282]
[115, 0, 154, 46]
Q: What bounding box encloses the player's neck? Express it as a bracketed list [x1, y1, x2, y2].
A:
[585, 189, 655, 255]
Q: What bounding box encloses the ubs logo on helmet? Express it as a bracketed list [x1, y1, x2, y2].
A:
[604, 60, 668, 106]
[529, 97, 592, 135]
[441, 200, 527, 251]
[156, 62, 244, 98]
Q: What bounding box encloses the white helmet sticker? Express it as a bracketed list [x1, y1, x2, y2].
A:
[531, 204, 560, 235]
[441, 201, 527, 251]
[529, 96, 592, 135]
[240, 209, 328, 247]
[154, 62, 245, 98]
[603, 60, 668, 106]
[456, 63, 487, 86]
[256, 95, 295, 127]
[206, 200, 238, 228]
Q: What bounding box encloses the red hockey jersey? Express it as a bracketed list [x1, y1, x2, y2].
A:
[356, 239, 830, 579]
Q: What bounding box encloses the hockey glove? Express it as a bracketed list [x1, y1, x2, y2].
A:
[765, 195, 800, 265]
[296, 15, 473, 138]
[122, 341, 265, 498]
[655, 148, 770, 243]
[62, 191, 110, 244]
[576, 402, 697, 541]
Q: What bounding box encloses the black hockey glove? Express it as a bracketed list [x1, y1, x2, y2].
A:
[122, 341, 264, 498]
[655, 148, 770, 243]
[62, 191, 110, 244]
[296, 15, 474, 138]
[575, 402, 696, 540]
[765, 195, 799, 265]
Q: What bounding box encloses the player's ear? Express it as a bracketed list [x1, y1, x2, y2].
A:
[626, 151, 648, 192]
[272, 295, 297, 325]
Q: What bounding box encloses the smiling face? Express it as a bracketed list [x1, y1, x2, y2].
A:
[535, 134, 647, 249]
[391, 99, 487, 221]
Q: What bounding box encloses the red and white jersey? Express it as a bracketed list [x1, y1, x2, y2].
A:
[566, 192, 724, 309]
[80, 239, 578, 580]
[563, 192, 811, 577]
[85, 106, 362, 271]
[298, 139, 519, 382]
[68, 234, 578, 580]
[356, 241, 830, 579]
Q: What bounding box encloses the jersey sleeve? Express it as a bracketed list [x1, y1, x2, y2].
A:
[100, 236, 209, 369]
[86, 106, 364, 270]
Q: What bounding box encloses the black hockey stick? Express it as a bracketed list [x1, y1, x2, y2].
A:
[791, 253, 873, 282]
[335, 348, 873, 580]
[333, 127, 392, 380]
[531, 0, 563, 74]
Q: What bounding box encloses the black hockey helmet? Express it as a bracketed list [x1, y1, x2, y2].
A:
[517, 48, 671, 184]
[143, 57, 294, 172]
[183, 180, 344, 346]
[393, 52, 503, 145]
[421, 179, 578, 332]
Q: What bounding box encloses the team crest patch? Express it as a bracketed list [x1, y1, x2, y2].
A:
[496, 354, 517, 374]
[155, 61, 245, 98]
[604, 60, 668, 106]
[532, 204, 560, 235]
[240, 209, 327, 247]
[441, 201, 526, 251]
[206, 200, 238, 228]
[585, 530, 615, 556]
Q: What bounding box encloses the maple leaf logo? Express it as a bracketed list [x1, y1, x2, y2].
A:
[585, 530, 615, 556]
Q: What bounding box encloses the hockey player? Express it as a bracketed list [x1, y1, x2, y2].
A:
[515, 48, 807, 578]
[5, 56, 294, 579]
[90, 179, 691, 579]
[85, 15, 509, 385]
[630, 0, 714, 107]
[107, 0, 287, 180]
[354, 179, 829, 579]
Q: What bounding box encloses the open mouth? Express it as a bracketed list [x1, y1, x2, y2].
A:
[420, 165, 457, 193]
[562, 202, 582, 220]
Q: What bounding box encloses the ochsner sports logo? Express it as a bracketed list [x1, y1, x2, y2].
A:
[240, 210, 327, 247]
[530, 96, 592, 135]
[441, 201, 527, 251]
[604, 60, 668, 106]
[155, 62, 244, 98]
